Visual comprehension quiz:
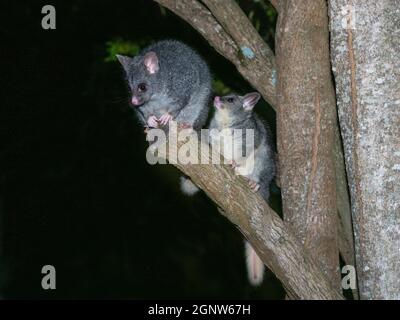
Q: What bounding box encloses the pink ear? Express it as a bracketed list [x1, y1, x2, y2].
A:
[144, 51, 159, 74]
[243, 92, 261, 111]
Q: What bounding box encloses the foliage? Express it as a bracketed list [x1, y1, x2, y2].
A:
[105, 38, 151, 62]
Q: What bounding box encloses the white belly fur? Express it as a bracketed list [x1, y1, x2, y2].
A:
[209, 127, 255, 177]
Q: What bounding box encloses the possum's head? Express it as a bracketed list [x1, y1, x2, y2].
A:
[213, 92, 260, 120]
[117, 51, 161, 107]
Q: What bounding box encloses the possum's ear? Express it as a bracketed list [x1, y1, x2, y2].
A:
[144, 51, 159, 74]
[243, 92, 261, 111]
[116, 55, 132, 73]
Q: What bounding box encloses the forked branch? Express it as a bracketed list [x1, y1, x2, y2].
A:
[151, 124, 343, 299]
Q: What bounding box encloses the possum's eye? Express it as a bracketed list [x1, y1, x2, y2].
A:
[227, 97, 235, 103]
[138, 83, 147, 92]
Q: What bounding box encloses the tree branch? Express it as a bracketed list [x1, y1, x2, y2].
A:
[151, 124, 343, 299]
[158, 0, 239, 64]
[155, 0, 277, 108]
[201, 0, 276, 103]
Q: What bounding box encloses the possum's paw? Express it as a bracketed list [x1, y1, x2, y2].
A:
[159, 113, 173, 126]
[248, 180, 260, 192]
[234, 165, 245, 176]
[147, 115, 159, 128]
[178, 122, 194, 134]
[178, 122, 193, 129]
[228, 159, 237, 169]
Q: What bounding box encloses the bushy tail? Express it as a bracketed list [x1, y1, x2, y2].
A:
[180, 176, 200, 196]
[245, 241, 265, 286]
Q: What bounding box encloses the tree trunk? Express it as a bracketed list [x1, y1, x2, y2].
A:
[276, 0, 341, 289]
[329, 0, 400, 299]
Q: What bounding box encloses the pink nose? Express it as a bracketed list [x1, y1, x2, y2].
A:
[214, 96, 222, 108]
[131, 96, 140, 105]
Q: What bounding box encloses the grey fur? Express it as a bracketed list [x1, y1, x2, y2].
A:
[209, 93, 275, 201]
[117, 40, 212, 130]
[209, 92, 276, 286]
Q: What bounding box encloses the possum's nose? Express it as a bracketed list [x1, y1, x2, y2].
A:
[214, 96, 222, 109]
[131, 96, 141, 106]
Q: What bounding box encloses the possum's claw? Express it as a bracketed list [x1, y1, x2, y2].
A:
[248, 180, 260, 192]
[147, 115, 159, 128]
[177, 122, 194, 135]
[228, 160, 237, 169]
[159, 113, 173, 126]
[178, 122, 193, 129]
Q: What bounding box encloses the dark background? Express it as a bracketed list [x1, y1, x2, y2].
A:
[0, 0, 283, 298]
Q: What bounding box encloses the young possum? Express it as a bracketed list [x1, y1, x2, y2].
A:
[117, 40, 212, 131]
[209, 92, 276, 286]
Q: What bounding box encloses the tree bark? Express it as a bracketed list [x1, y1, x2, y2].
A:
[275, 0, 340, 289]
[151, 124, 343, 299]
[154, 0, 277, 108]
[329, 0, 400, 299]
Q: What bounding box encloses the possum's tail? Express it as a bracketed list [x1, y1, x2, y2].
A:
[180, 176, 200, 196]
[245, 240, 265, 286]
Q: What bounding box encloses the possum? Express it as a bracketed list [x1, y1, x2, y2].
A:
[117, 40, 211, 131]
[117, 40, 212, 195]
[209, 92, 276, 286]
